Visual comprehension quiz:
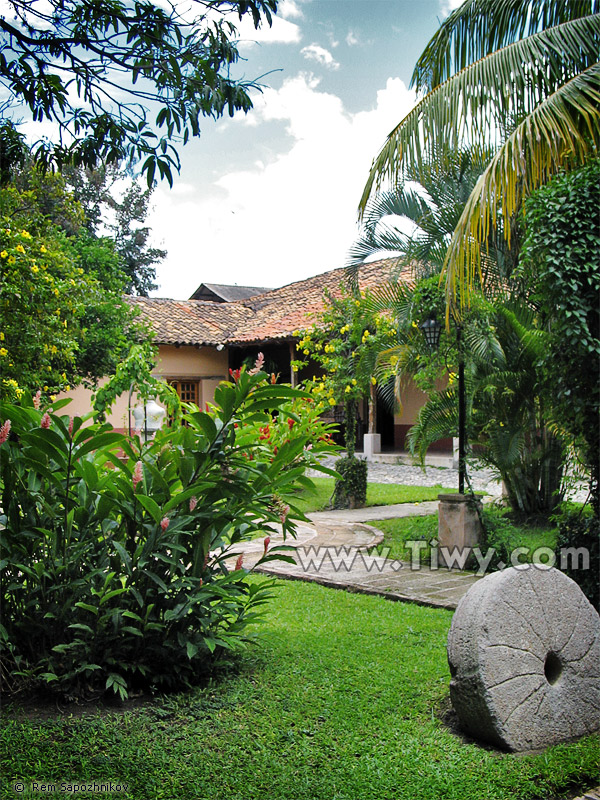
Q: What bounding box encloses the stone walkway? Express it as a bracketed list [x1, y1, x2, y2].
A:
[237, 501, 482, 610]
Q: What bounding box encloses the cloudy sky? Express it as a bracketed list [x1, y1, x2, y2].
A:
[146, 0, 462, 298]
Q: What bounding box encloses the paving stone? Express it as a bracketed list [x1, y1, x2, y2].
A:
[447, 566, 600, 751]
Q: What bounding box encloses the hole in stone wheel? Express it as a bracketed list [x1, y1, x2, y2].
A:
[544, 651, 562, 685]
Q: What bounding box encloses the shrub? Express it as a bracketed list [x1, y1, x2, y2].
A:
[331, 456, 368, 509]
[556, 512, 599, 610]
[0, 370, 338, 701]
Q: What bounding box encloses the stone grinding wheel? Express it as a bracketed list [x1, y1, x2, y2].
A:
[447, 566, 600, 751]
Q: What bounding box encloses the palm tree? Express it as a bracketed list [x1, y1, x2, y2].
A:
[358, 0, 600, 309]
[349, 149, 483, 276]
[406, 298, 565, 515]
[349, 147, 512, 290]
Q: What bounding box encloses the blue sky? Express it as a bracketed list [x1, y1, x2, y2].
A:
[149, 0, 463, 298]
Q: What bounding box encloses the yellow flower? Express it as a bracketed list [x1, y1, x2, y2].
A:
[351, 378, 357, 385]
[43, 385, 49, 391]
[7, 256, 15, 265]
[345, 385, 351, 393]
[16, 244, 25, 254]
[20, 229, 32, 239]
[328, 397, 336, 406]
[0, 251, 7, 259]
[411, 321, 419, 329]
[370, 376, 377, 386]
[0, 348, 7, 357]
[40, 245, 47, 253]
[54, 288, 60, 297]
[31, 264, 39, 273]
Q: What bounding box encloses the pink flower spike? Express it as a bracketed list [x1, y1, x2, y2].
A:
[160, 516, 170, 532]
[33, 390, 41, 410]
[68, 417, 74, 437]
[249, 351, 265, 375]
[40, 412, 51, 429]
[132, 460, 143, 490]
[263, 536, 270, 556]
[280, 504, 290, 524]
[235, 553, 244, 571]
[189, 496, 198, 512]
[0, 419, 11, 445]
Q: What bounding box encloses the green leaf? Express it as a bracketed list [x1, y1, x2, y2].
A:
[136, 494, 163, 523]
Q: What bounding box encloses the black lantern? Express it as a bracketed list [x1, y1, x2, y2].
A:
[419, 316, 442, 351]
[420, 314, 466, 495]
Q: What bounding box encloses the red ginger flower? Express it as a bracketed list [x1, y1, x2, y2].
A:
[189, 496, 198, 512]
[132, 460, 143, 490]
[33, 389, 41, 410]
[263, 536, 270, 556]
[40, 412, 51, 429]
[249, 352, 265, 375]
[160, 516, 170, 532]
[235, 553, 244, 571]
[0, 419, 11, 445]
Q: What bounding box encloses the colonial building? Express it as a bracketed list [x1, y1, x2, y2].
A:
[64, 258, 451, 454]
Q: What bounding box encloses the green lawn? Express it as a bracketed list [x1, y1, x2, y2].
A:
[295, 476, 444, 513]
[2, 580, 597, 800]
[373, 506, 559, 565]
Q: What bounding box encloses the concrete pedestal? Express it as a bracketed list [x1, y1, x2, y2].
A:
[438, 493, 482, 569]
[363, 433, 381, 461]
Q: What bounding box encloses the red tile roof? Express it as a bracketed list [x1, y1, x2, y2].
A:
[131, 258, 412, 347]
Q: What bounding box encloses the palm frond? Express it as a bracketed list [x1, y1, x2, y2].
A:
[412, 0, 600, 92]
[443, 63, 600, 308]
[406, 389, 457, 463]
[359, 15, 600, 216]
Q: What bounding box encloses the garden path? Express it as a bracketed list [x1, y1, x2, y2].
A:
[238, 501, 481, 611]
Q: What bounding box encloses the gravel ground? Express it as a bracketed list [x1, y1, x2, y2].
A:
[310, 455, 503, 495]
[310, 456, 590, 503]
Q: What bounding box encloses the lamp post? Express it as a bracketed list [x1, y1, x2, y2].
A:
[419, 315, 466, 495]
[132, 399, 166, 442]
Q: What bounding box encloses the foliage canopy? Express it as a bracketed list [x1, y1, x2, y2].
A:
[0, 0, 278, 185]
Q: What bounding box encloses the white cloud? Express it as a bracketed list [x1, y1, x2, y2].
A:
[149, 74, 418, 298]
[345, 30, 359, 46]
[440, 0, 465, 17]
[235, 12, 301, 45]
[278, 0, 304, 20]
[300, 44, 340, 70]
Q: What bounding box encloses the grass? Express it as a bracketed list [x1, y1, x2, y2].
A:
[2, 579, 597, 800]
[373, 504, 560, 566]
[295, 476, 444, 514]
